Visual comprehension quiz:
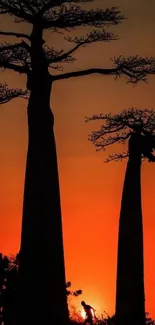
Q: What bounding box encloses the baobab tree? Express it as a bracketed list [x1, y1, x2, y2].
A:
[0, 1, 155, 325]
[86, 108, 155, 325]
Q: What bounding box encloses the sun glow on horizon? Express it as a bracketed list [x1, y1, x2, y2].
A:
[81, 309, 86, 319]
[81, 308, 95, 319]
[91, 308, 95, 318]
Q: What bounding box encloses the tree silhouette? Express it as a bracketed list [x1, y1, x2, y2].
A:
[0, 1, 155, 325]
[0, 254, 18, 325]
[86, 108, 155, 325]
[0, 253, 82, 325]
[0, 83, 27, 104]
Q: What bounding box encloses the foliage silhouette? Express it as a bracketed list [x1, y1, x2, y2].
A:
[66, 281, 82, 298]
[0, 83, 27, 104]
[86, 108, 155, 325]
[0, 254, 154, 325]
[86, 108, 155, 162]
[0, 1, 155, 324]
[0, 254, 18, 325]
[0, 253, 82, 325]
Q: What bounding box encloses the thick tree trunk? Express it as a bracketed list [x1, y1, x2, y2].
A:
[15, 67, 69, 324]
[115, 133, 145, 325]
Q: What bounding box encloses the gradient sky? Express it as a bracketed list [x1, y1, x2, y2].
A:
[0, 0, 155, 319]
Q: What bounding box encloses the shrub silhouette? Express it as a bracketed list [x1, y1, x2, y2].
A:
[0, 253, 82, 325]
[0, 252, 154, 325]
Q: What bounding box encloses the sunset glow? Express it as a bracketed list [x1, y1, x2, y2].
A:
[81, 309, 86, 319]
[91, 309, 95, 318]
[81, 308, 95, 319]
[0, 0, 155, 321]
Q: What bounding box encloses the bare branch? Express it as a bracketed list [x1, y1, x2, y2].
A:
[46, 41, 83, 65]
[0, 83, 28, 104]
[0, 41, 24, 53]
[49, 30, 118, 63]
[86, 108, 155, 162]
[53, 55, 155, 82]
[0, 61, 29, 73]
[65, 28, 118, 44]
[105, 152, 129, 163]
[44, 45, 75, 67]
[0, 0, 96, 24]
[0, 31, 31, 42]
[0, 0, 34, 23]
[47, 28, 117, 65]
[112, 55, 155, 83]
[0, 41, 31, 74]
[42, 5, 124, 29]
[21, 0, 37, 16]
[91, 130, 131, 151]
[53, 67, 119, 80]
[48, 43, 79, 64]
[38, 0, 95, 17]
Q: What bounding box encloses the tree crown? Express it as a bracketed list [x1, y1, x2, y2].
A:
[0, 0, 155, 97]
[86, 108, 155, 162]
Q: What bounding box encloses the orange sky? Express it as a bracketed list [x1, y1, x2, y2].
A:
[0, 0, 155, 320]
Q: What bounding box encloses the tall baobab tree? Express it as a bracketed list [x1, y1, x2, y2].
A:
[0, 1, 155, 324]
[86, 108, 155, 325]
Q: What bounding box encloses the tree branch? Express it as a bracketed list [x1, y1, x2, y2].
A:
[0, 83, 28, 104]
[0, 61, 28, 73]
[113, 55, 155, 83]
[92, 132, 131, 151]
[50, 29, 117, 64]
[53, 55, 155, 82]
[49, 42, 84, 64]
[21, 0, 37, 16]
[0, 38, 31, 75]
[0, 41, 31, 74]
[0, 31, 31, 42]
[0, 0, 34, 23]
[0, 41, 30, 53]
[41, 5, 124, 29]
[38, 0, 95, 17]
[0, 42, 20, 53]
[53, 67, 119, 80]
[105, 152, 129, 163]
[86, 108, 155, 162]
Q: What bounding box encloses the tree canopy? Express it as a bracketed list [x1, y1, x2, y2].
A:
[86, 108, 155, 162]
[0, 0, 155, 90]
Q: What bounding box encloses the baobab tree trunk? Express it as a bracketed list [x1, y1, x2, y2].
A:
[15, 23, 69, 325]
[16, 75, 69, 325]
[115, 133, 145, 325]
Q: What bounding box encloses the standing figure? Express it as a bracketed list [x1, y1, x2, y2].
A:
[81, 301, 95, 325]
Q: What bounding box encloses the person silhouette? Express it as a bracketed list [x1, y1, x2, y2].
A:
[81, 301, 95, 325]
